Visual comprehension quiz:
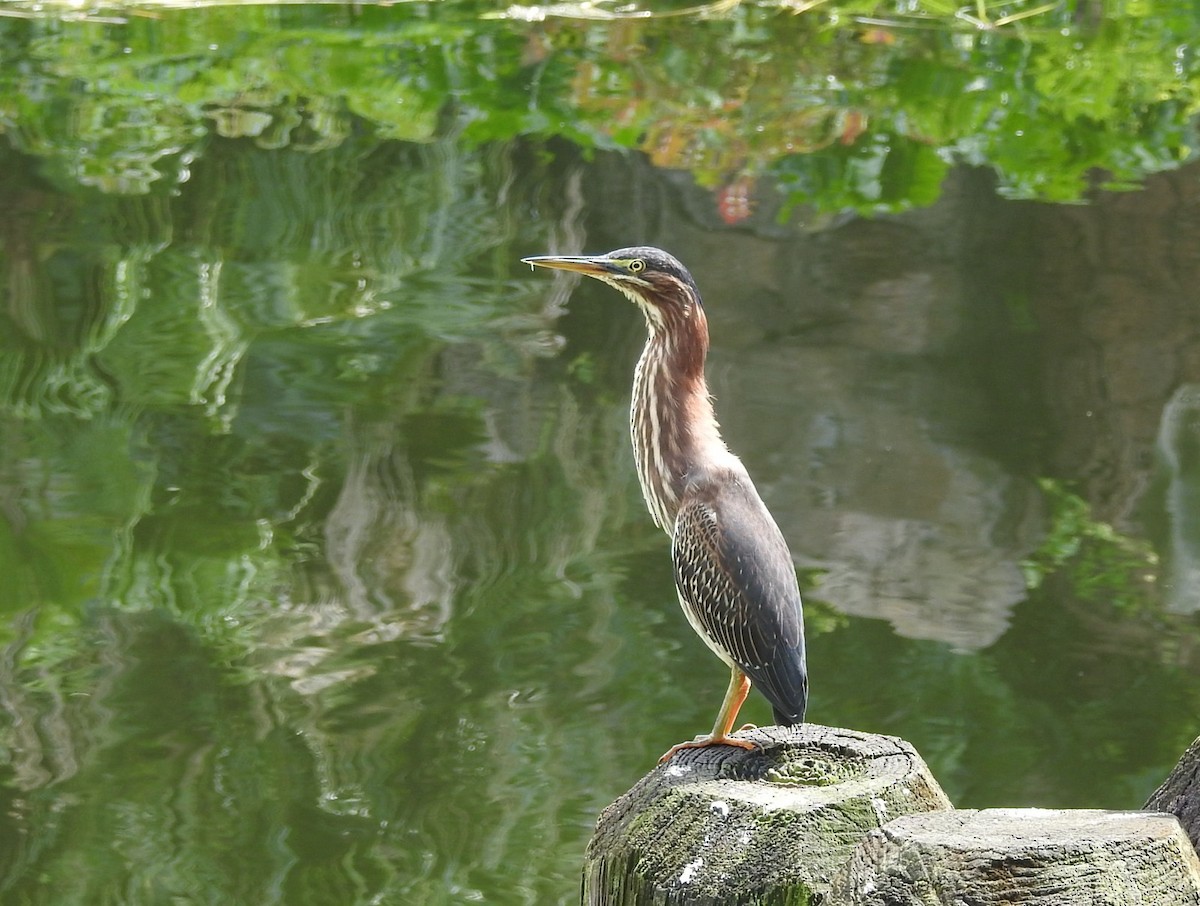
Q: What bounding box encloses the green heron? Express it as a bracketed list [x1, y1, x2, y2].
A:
[523, 246, 808, 761]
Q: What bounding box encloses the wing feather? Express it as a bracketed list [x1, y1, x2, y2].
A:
[671, 474, 808, 725]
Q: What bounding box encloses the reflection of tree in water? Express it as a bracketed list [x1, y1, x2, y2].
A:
[1154, 384, 1200, 614]
[0, 130, 647, 901]
[1030, 166, 1200, 522]
[1, 0, 1196, 209]
[1024, 165, 1200, 625]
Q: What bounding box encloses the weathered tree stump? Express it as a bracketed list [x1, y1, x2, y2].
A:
[1146, 735, 1200, 855]
[828, 808, 1200, 905]
[581, 724, 952, 905]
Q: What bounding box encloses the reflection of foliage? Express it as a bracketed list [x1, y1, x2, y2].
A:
[1023, 478, 1159, 613]
[0, 102, 665, 901]
[0, 0, 1196, 209]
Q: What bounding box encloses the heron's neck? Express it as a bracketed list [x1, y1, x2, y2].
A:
[630, 312, 729, 533]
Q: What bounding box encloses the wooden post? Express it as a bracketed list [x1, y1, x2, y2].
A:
[1146, 735, 1200, 855]
[828, 808, 1200, 905]
[581, 724, 952, 905]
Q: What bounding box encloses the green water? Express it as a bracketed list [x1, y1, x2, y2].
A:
[1, 2, 1199, 903]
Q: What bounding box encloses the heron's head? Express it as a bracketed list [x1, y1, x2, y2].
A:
[522, 246, 702, 332]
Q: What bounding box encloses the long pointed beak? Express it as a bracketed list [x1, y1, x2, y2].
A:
[521, 255, 614, 277]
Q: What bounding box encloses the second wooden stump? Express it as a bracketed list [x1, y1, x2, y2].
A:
[829, 808, 1200, 905]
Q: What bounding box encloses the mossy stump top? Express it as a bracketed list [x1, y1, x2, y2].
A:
[582, 724, 952, 906]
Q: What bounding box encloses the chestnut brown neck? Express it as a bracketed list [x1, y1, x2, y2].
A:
[629, 301, 729, 532]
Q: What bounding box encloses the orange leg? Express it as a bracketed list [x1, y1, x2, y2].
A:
[660, 667, 758, 763]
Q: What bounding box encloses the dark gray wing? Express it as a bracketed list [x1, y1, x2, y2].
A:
[671, 474, 808, 725]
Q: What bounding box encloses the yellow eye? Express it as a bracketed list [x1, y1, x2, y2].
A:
[628, 259, 646, 273]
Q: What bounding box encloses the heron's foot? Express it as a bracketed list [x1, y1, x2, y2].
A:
[735, 722, 758, 732]
[659, 733, 758, 764]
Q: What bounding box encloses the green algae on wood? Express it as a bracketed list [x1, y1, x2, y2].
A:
[581, 725, 952, 905]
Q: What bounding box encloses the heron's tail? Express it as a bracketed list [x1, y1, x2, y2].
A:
[772, 704, 805, 727]
[758, 646, 807, 727]
[767, 663, 807, 726]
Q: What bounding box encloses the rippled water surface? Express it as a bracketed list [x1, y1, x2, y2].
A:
[2, 2, 1199, 903]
